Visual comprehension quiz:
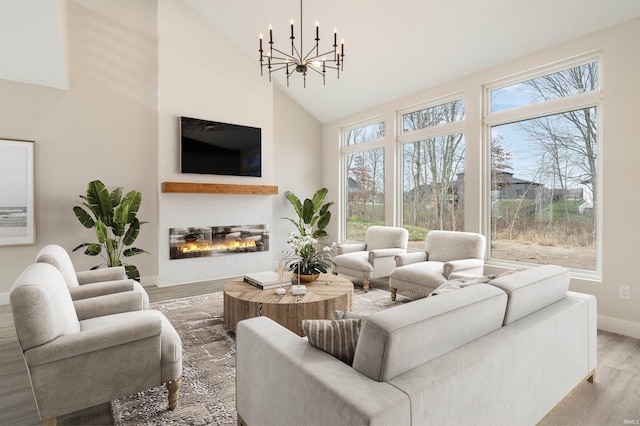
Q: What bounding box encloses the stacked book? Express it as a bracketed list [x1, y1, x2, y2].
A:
[244, 271, 292, 290]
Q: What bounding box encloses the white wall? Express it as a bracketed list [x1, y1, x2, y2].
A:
[323, 18, 640, 338]
[156, 0, 323, 285]
[0, 0, 158, 300]
[272, 86, 324, 259]
[0, 0, 324, 299]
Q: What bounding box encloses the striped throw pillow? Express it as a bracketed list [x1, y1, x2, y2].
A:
[301, 318, 364, 365]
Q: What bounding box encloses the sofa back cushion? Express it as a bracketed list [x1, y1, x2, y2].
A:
[365, 226, 409, 251]
[352, 284, 507, 382]
[425, 230, 485, 262]
[489, 264, 570, 325]
[10, 263, 81, 351]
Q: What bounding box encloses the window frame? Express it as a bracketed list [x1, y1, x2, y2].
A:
[396, 94, 466, 232]
[340, 117, 387, 242]
[482, 52, 603, 278]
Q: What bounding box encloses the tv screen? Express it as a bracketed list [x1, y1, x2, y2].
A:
[180, 116, 261, 177]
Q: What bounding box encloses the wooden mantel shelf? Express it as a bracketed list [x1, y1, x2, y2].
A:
[162, 182, 278, 195]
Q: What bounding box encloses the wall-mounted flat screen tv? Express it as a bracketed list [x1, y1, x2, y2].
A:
[180, 116, 261, 177]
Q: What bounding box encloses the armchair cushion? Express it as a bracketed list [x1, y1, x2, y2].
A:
[334, 252, 375, 275]
[337, 242, 367, 255]
[35, 245, 81, 287]
[10, 263, 182, 421]
[36, 244, 149, 310]
[365, 226, 409, 251]
[390, 231, 486, 299]
[76, 266, 126, 284]
[443, 258, 485, 279]
[10, 263, 80, 351]
[25, 313, 162, 366]
[368, 248, 407, 263]
[73, 291, 148, 320]
[68, 279, 135, 300]
[334, 226, 409, 280]
[395, 251, 428, 267]
[425, 230, 485, 262]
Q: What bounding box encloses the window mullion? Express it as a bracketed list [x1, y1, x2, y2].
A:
[484, 91, 600, 126]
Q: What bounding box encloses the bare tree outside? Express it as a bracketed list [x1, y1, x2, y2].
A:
[345, 122, 385, 240]
[490, 61, 598, 270]
[401, 99, 465, 234]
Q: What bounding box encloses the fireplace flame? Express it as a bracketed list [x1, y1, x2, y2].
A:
[179, 238, 257, 254]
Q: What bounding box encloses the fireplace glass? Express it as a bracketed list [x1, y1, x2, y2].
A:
[169, 225, 269, 259]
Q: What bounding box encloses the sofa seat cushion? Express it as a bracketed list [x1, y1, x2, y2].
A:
[352, 284, 507, 381]
[488, 264, 570, 325]
[389, 261, 448, 295]
[301, 318, 365, 365]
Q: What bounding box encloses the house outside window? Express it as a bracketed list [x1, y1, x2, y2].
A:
[398, 97, 465, 246]
[342, 120, 385, 241]
[485, 56, 600, 273]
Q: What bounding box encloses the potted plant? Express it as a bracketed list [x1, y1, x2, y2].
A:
[72, 180, 148, 281]
[282, 188, 336, 281]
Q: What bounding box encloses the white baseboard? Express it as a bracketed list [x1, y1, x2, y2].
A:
[598, 314, 640, 339]
[0, 292, 8, 306]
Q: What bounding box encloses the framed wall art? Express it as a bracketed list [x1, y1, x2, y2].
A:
[0, 139, 35, 245]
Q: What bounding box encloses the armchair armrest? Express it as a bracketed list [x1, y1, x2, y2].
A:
[68, 279, 135, 301]
[337, 242, 367, 255]
[443, 258, 484, 279]
[76, 266, 126, 284]
[395, 251, 428, 267]
[369, 248, 407, 263]
[24, 315, 161, 366]
[237, 317, 410, 426]
[73, 291, 146, 320]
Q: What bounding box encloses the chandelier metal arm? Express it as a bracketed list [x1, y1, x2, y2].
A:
[258, 0, 345, 87]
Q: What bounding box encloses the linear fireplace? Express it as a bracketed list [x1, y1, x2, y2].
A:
[169, 224, 269, 260]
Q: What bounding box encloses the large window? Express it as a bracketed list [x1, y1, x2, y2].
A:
[399, 98, 465, 246]
[343, 120, 385, 241]
[485, 58, 600, 272]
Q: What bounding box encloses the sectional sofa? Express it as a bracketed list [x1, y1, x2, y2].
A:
[236, 265, 597, 425]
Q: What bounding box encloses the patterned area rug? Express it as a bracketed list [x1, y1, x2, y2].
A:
[111, 287, 411, 425]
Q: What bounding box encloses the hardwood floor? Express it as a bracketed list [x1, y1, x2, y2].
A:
[2, 278, 639, 425]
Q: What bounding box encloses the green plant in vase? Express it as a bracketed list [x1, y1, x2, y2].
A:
[72, 180, 148, 281]
[282, 188, 336, 279]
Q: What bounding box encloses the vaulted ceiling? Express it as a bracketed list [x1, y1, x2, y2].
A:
[3, 0, 640, 123]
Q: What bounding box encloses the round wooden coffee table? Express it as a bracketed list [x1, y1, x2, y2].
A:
[223, 273, 354, 336]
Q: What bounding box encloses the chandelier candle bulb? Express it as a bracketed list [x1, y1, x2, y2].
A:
[259, 0, 345, 87]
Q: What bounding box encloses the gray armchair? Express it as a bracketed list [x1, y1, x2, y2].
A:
[389, 230, 486, 300]
[10, 262, 182, 426]
[36, 244, 149, 317]
[333, 226, 409, 291]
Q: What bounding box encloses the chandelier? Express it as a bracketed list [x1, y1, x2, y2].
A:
[259, 0, 345, 87]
